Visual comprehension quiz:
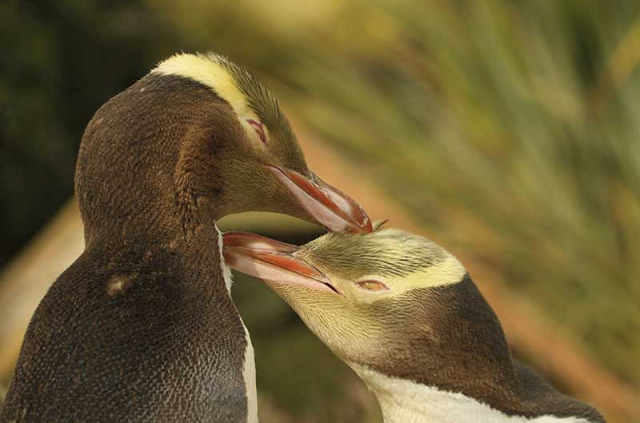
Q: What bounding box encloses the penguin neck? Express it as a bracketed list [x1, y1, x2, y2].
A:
[356, 365, 481, 423]
[351, 363, 485, 423]
[83, 191, 224, 260]
[355, 275, 524, 411]
[83, 199, 231, 297]
[344, 274, 599, 423]
[351, 364, 590, 423]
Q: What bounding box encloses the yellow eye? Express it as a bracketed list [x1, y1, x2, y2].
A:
[356, 280, 389, 292]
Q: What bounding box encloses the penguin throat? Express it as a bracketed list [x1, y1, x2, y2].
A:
[350, 364, 591, 423]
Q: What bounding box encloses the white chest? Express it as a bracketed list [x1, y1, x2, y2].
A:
[241, 322, 258, 423]
[351, 364, 590, 423]
[215, 225, 258, 423]
[216, 225, 234, 292]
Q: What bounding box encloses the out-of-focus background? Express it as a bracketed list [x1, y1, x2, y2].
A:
[1, 1, 639, 422]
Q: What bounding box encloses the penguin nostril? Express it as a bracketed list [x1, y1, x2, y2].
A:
[323, 282, 341, 295]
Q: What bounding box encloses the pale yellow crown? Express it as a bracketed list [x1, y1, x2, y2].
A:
[152, 53, 268, 144]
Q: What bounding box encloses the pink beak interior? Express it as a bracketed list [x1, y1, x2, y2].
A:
[222, 232, 340, 294]
[267, 165, 373, 234]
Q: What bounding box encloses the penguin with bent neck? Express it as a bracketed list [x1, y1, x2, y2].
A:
[223, 229, 606, 423]
[0, 53, 372, 423]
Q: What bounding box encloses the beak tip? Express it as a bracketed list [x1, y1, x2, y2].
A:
[269, 165, 374, 234]
[359, 219, 375, 234]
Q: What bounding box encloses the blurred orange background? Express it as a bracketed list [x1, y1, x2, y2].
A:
[1, 1, 639, 422]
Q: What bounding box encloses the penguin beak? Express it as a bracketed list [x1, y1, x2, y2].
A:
[266, 165, 373, 234]
[222, 232, 341, 294]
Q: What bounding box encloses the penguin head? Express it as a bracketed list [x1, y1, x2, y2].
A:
[224, 229, 607, 423]
[222, 228, 476, 371]
[75, 53, 371, 239]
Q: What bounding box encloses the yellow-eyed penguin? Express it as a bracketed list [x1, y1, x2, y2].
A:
[0, 53, 372, 423]
[223, 229, 605, 423]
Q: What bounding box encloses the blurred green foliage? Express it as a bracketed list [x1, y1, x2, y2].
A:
[148, 0, 640, 389]
[0, 0, 178, 267]
[1, 0, 639, 421]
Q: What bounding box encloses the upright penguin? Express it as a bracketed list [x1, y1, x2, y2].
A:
[223, 230, 605, 423]
[1, 53, 372, 423]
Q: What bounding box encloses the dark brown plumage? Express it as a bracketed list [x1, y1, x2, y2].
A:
[366, 275, 605, 422]
[1, 53, 371, 423]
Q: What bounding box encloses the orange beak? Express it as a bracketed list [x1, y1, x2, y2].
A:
[267, 165, 373, 234]
[222, 232, 340, 294]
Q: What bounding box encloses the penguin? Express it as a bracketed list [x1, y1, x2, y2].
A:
[222, 229, 606, 423]
[0, 53, 372, 423]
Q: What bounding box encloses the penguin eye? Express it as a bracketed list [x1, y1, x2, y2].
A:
[246, 119, 268, 146]
[356, 280, 389, 292]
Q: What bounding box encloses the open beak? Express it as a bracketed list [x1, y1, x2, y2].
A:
[222, 232, 340, 294]
[266, 165, 373, 234]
